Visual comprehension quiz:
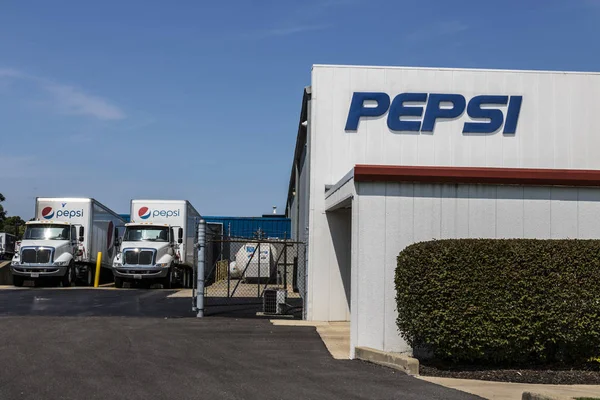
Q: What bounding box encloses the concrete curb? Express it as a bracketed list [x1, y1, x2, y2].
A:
[522, 392, 573, 400]
[355, 346, 419, 375]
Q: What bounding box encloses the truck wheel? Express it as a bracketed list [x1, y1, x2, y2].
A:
[162, 268, 173, 289]
[61, 262, 75, 287]
[85, 267, 94, 287]
[12, 275, 24, 287]
[114, 276, 124, 289]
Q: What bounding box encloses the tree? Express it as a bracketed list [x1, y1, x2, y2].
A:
[3, 216, 25, 238]
[0, 192, 6, 225]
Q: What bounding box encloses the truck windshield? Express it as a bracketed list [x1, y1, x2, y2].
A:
[124, 227, 169, 242]
[24, 225, 70, 240]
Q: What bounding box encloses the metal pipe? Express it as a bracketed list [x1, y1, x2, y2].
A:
[196, 219, 206, 318]
[283, 236, 288, 289]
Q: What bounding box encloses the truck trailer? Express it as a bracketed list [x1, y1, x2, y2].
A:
[10, 198, 126, 287]
[112, 200, 201, 288]
[0, 233, 16, 260]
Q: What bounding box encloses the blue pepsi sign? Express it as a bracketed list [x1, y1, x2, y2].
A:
[345, 92, 523, 134]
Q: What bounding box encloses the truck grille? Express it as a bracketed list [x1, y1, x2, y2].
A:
[124, 250, 155, 265]
[21, 248, 52, 264]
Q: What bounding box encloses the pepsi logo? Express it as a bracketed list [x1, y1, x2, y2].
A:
[41, 207, 54, 219]
[138, 207, 151, 220]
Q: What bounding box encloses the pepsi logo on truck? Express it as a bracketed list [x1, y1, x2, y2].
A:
[137, 206, 181, 219]
[41, 207, 55, 219]
[345, 92, 523, 134]
[40, 205, 83, 219]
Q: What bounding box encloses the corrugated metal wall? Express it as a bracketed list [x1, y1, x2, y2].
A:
[118, 214, 290, 239]
[203, 216, 291, 239]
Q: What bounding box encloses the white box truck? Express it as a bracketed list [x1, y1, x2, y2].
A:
[0, 233, 16, 260]
[10, 198, 126, 287]
[112, 200, 200, 288]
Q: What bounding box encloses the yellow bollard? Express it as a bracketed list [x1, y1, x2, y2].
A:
[94, 252, 102, 288]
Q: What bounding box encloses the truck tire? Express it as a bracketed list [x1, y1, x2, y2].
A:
[85, 267, 94, 287]
[162, 268, 173, 289]
[61, 262, 75, 287]
[12, 275, 24, 287]
[114, 276, 124, 289]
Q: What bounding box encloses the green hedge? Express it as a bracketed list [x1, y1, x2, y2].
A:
[395, 239, 600, 365]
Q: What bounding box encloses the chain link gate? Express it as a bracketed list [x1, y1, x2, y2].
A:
[197, 236, 306, 318]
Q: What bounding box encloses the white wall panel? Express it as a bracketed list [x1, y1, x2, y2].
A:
[440, 184, 458, 238]
[578, 189, 600, 238]
[352, 182, 600, 355]
[523, 187, 551, 238]
[382, 183, 414, 352]
[550, 188, 578, 239]
[468, 186, 497, 238]
[496, 186, 524, 238]
[355, 183, 386, 349]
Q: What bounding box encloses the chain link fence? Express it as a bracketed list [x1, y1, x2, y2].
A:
[202, 237, 306, 318]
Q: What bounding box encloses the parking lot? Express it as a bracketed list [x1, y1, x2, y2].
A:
[0, 288, 480, 400]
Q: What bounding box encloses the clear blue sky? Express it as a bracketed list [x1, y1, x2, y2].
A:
[0, 0, 598, 219]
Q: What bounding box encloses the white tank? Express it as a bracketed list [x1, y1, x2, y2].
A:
[234, 243, 278, 280]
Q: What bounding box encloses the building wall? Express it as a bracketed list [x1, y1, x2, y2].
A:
[352, 181, 600, 354]
[201, 216, 291, 239]
[306, 65, 600, 322]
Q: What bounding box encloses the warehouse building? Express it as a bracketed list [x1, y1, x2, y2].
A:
[286, 64, 600, 358]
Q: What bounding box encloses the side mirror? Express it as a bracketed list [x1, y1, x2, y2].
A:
[178, 227, 183, 244]
[79, 226, 84, 242]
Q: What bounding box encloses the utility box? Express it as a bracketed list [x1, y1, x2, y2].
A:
[263, 288, 287, 315]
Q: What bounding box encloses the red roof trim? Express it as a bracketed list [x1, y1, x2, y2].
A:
[353, 165, 600, 187]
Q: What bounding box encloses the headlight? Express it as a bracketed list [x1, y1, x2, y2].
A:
[113, 262, 122, 268]
[156, 262, 169, 268]
[11, 260, 19, 266]
[54, 261, 69, 267]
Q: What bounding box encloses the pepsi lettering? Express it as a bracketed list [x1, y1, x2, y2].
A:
[345, 92, 523, 134]
[138, 206, 181, 220]
[41, 206, 83, 219]
[154, 210, 180, 218]
[56, 209, 84, 218]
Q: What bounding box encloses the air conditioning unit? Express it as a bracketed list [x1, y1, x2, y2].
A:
[263, 289, 287, 315]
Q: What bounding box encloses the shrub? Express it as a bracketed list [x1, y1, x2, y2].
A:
[395, 239, 600, 365]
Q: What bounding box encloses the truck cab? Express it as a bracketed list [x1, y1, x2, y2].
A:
[112, 223, 183, 288]
[10, 220, 83, 287]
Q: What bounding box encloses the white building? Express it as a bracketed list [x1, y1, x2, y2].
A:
[286, 64, 600, 358]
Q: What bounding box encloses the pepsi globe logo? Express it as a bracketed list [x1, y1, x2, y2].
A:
[138, 207, 151, 220]
[41, 207, 54, 219]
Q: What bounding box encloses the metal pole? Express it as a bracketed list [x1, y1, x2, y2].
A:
[283, 237, 288, 290]
[94, 252, 102, 288]
[227, 242, 231, 298]
[196, 219, 206, 318]
[257, 241, 261, 298]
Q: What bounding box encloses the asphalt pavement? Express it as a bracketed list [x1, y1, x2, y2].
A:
[0, 288, 481, 400]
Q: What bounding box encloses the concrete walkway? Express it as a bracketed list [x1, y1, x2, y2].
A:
[271, 320, 351, 359]
[269, 320, 600, 399]
[420, 376, 600, 400]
